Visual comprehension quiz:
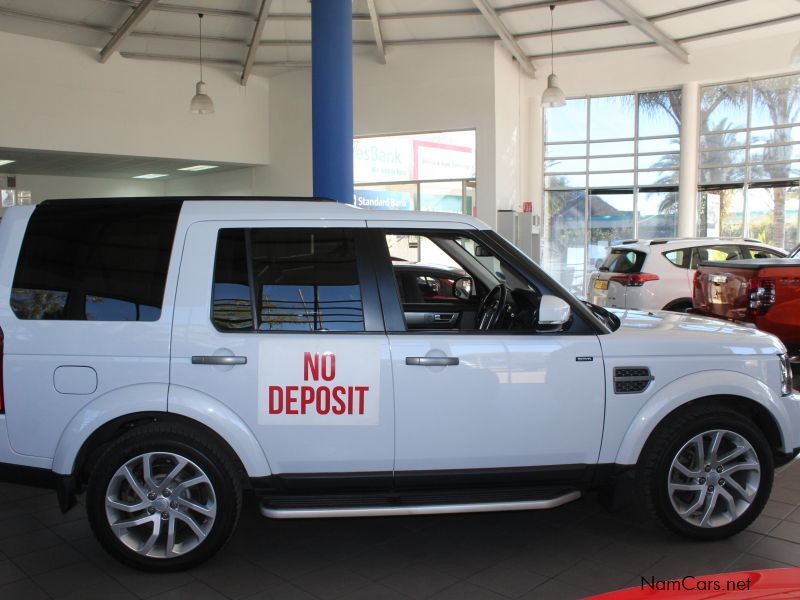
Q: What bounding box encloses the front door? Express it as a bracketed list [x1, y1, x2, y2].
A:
[370, 224, 605, 482]
[170, 220, 394, 482]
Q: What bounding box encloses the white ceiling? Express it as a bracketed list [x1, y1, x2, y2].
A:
[0, 0, 797, 79]
[0, 147, 253, 180]
[0, 0, 797, 180]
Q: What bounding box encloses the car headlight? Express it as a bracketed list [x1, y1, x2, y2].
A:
[779, 353, 793, 396]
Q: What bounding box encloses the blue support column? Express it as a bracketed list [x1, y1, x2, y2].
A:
[311, 0, 353, 204]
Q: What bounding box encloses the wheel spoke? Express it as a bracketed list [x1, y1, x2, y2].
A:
[668, 482, 705, 493]
[177, 496, 216, 518]
[717, 486, 738, 519]
[166, 515, 177, 557]
[174, 511, 207, 540]
[723, 477, 755, 502]
[718, 445, 748, 465]
[173, 475, 208, 496]
[722, 461, 760, 477]
[106, 497, 147, 513]
[708, 431, 723, 463]
[699, 488, 720, 527]
[139, 518, 162, 555]
[111, 514, 158, 533]
[121, 466, 148, 501]
[141, 453, 158, 489]
[692, 435, 706, 468]
[673, 462, 701, 478]
[158, 458, 188, 492]
[679, 487, 707, 516]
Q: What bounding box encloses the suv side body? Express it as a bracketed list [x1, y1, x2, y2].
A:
[588, 238, 787, 311]
[0, 198, 798, 570]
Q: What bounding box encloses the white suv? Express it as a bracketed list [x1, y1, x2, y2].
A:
[0, 198, 799, 571]
[587, 238, 787, 312]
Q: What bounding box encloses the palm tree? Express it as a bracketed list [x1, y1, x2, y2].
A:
[750, 76, 800, 248]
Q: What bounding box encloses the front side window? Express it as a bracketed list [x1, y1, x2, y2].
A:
[212, 228, 365, 333]
[383, 231, 548, 332]
[745, 246, 784, 259]
[691, 245, 743, 268]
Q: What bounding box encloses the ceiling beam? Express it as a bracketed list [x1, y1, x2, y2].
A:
[99, 0, 160, 63]
[366, 0, 386, 64]
[527, 13, 800, 60]
[120, 51, 310, 69]
[470, 0, 535, 77]
[241, 0, 272, 85]
[599, 0, 689, 63]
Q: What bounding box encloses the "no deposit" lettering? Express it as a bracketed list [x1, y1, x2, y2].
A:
[267, 352, 370, 416]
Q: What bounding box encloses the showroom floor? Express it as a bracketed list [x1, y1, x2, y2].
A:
[0, 460, 799, 600]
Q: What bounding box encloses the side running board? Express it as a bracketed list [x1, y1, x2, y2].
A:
[260, 490, 581, 519]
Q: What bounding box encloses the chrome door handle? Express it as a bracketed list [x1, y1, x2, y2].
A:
[405, 356, 459, 366]
[191, 355, 247, 365]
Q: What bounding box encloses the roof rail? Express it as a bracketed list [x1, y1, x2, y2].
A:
[40, 196, 337, 205]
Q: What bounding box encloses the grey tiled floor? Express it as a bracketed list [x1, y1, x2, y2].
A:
[1, 458, 799, 600]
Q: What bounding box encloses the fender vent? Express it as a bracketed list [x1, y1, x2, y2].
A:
[614, 367, 653, 394]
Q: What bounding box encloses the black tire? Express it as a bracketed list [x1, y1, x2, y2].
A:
[86, 422, 243, 571]
[637, 403, 773, 540]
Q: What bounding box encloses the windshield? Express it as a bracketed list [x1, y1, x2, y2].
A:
[599, 249, 646, 273]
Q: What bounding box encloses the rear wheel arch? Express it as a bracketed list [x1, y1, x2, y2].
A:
[73, 412, 248, 490]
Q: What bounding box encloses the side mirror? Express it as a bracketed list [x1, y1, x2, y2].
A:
[453, 276, 473, 300]
[538, 296, 571, 328]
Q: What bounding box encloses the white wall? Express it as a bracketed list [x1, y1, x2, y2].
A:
[0, 31, 270, 165]
[2, 26, 797, 231]
[353, 43, 496, 225]
[165, 168, 262, 197]
[493, 45, 523, 213]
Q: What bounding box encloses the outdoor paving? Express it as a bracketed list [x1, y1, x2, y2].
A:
[0, 458, 799, 600]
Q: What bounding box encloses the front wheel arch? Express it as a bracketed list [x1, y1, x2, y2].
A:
[637, 396, 783, 465]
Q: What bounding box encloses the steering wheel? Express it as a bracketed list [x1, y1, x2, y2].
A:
[476, 284, 510, 330]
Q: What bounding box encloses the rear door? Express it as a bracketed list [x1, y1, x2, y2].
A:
[169, 220, 395, 483]
[2, 200, 180, 460]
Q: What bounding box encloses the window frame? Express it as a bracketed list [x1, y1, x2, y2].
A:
[209, 225, 384, 334]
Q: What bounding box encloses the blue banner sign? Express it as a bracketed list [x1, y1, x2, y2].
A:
[352, 189, 413, 210]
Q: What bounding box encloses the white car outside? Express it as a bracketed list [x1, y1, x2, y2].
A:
[0, 199, 798, 571]
[587, 238, 787, 312]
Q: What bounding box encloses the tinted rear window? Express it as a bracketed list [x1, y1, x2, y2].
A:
[11, 200, 181, 321]
[600, 249, 646, 274]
